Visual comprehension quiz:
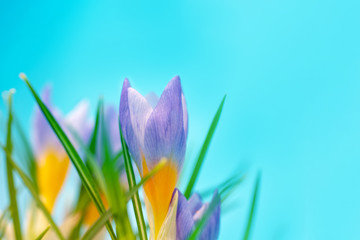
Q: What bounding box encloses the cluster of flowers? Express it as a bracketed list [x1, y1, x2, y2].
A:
[0, 75, 234, 240]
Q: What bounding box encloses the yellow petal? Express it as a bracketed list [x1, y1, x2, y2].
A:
[142, 157, 178, 238]
[37, 148, 70, 212]
[157, 190, 178, 240]
[83, 194, 108, 226]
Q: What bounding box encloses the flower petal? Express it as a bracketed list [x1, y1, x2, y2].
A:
[143, 76, 187, 168]
[182, 93, 188, 138]
[143, 158, 178, 237]
[32, 86, 63, 156]
[119, 79, 153, 170]
[157, 190, 179, 240]
[104, 105, 121, 154]
[188, 193, 203, 216]
[65, 100, 92, 149]
[194, 191, 221, 240]
[175, 189, 194, 240]
[145, 92, 159, 108]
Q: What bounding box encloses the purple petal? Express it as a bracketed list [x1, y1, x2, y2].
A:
[195, 191, 221, 240]
[65, 100, 92, 149]
[174, 189, 194, 240]
[119, 79, 153, 171]
[119, 79, 139, 165]
[32, 86, 63, 156]
[188, 193, 203, 216]
[105, 105, 121, 154]
[145, 92, 159, 108]
[181, 93, 188, 138]
[143, 76, 187, 168]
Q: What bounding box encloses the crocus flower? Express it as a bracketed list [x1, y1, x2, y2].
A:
[33, 86, 92, 212]
[119, 76, 188, 238]
[174, 189, 221, 240]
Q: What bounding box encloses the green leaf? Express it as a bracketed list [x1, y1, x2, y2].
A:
[103, 158, 134, 240]
[199, 172, 245, 205]
[72, 99, 106, 217]
[125, 158, 167, 201]
[184, 95, 226, 198]
[1, 144, 65, 240]
[243, 172, 261, 240]
[13, 115, 38, 190]
[188, 191, 221, 240]
[69, 127, 106, 194]
[100, 102, 134, 239]
[119, 127, 147, 240]
[99, 102, 112, 164]
[20, 74, 116, 240]
[81, 210, 112, 240]
[3, 89, 22, 240]
[88, 98, 102, 154]
[112, 150, 123, 165]
[34, 226, 50, 240]
[219, 174, 246, 203]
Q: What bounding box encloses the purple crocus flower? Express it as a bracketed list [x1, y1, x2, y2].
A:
[174, 189, 221, 240]
[154, 188, 221, 239]
[119, 76, 188, 238]
[33, 86, 92, 212]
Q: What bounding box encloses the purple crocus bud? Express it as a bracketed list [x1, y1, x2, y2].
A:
[175, 189, 221, 240]
[119, 76, 188, 238]
[33, 86, 92, 212]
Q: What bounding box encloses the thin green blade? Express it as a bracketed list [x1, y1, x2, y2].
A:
[1, 144, 65, 240]
[243, 172, 261, 240]
[69, 127, 106, 194]
[20, 73, 116, 240]
[81, 210, 112, 240]
[184, 95, 226, 198]
[119, 127, 147, 240]
[3, 89, 22, 240]
[34, 226, 50, 240]
[13, 115, 38, 190]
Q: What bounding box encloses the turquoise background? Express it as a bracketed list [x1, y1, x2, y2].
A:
[1, 0, 360, 239]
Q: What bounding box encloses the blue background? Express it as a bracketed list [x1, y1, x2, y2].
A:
[1, 0, 360, 239]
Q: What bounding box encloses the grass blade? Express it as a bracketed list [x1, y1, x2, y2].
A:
[119, 127, 147, 240]
[184, 95, 226, 198]
[20, 73, 116, 240]
[73, 99, 103, 214]
[243, 172, 261, 240]
[200, 171, 245, 198]
[13, 115, 38, 190]
[34, 226, 50, 240]
[3, 90, 22, 240]
[69, 127, 106, 193]
[112, 150, 123, 164]
[81, 210, 112, 240]
[1, 144, 65, 240]
[103, 159, 134, 239]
